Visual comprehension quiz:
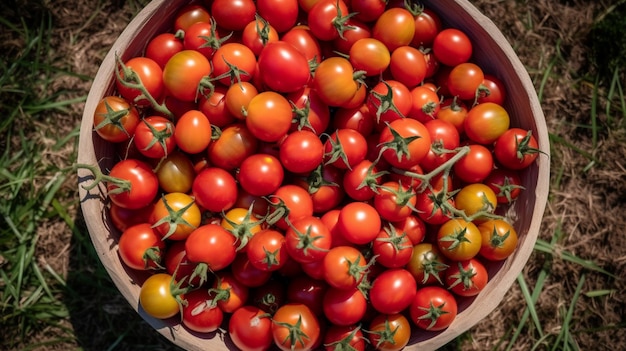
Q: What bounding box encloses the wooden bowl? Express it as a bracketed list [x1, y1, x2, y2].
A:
[77, 0, 550, 349]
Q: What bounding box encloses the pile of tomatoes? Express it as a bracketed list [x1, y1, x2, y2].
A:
[87, 0, 542, 350]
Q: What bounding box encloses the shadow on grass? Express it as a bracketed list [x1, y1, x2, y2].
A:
[64, 208, 184, 351]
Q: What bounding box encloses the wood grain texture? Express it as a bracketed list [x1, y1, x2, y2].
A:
[77, 0, 550, 349]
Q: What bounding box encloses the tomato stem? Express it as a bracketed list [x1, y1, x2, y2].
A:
[74, 163, 131, 193]
[114, 53, 174, 119]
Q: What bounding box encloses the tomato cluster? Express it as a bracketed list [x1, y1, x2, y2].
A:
[89, 0, 542, 350]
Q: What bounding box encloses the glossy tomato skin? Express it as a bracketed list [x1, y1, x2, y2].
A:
[192, 167, 238, 212]
[269, 184, 314, 231]
[437, 218, 482, 261]
[164, 240, 202, 288]
[173, 4, 211, 32]
[256, 0, 299, 33]
[308, 0, 351, 41]
[369, 268, 417, 314]
[246, 229, 289, 271]
[412, 7, 442, 47]
[285, 216, 332, 264]
[139, 273, 182, 319]
[231, 253, 273, 287]
[409, 286, 458, 331]
[372, 224, 414, 268]
[118, 223, 165, 270]
[406, 242, 450, 286]
[464, 102, 511, 145]
[246, 91, 293, 142]
[349, 38, 391, 77]
[483, 168, 523, 204]
[145, 33, 184, 68]
[323, 246, 368, 290]
[229, 306, 274, 351]
[208, 123, 259, 170]
[116, 56, 164, 107]
[432, 28, 473, 67]
[242, 17, 279, 57]
[93, 96, 140, 143]
[407, 85, 441, 123]
[372, 7, 416, 51]
[367, 313, 411, 351]
[272, 303, 321, 351]
[211, 0, 256, 31]
[323, 324, 366, 351]
[324, 128, 368, 170]
[323, 287, 367, 326]
[181, 288, 224, 333]
[163, 50, 212, 102]
[342, 159, 382, 202]
[454, 183, 498, 221]
[494, 128, 540, 170]
[367, 80, 412, 126]
[337, 202, 381, 245]
[453, 144, 494, 183]
[390, 46, 427, 88]
[420, 119, 460, 172]
[279, 130, 324, 174]
[281, 26, 323, 65]
[447, 62, 484, 101]
[445, 258, 488, 297]
[156, 151, 196, 193]
[238, 153, 284, 197]
[312, 57, 360, 107]
[478, 73, 507, 105]
[133, 116, 176, 159]
[174, 109, 212, 154]
[185, 224, 237, 272]
[198, 84, 235, 127]
[478, 219, 519, 261]
[379, 118, 432, 170]
[150, 192, 201, 241]
[287, 87, 331, 136]
[107, 159, 159, 210]
[258, 41, 310, 93]
[211, 43, 257, 86]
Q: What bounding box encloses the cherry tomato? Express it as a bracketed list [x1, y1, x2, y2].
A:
[116, 56, 164, 107]
[483, 168, 524, 204]
[139, 273, 183, 319]
[323, 128, 368, 170]
[464, 102, 511, 144]
[409, 286, 457, 331]
[407, 85, 440, 123]
[164, 240, 202, 288]
[150, 192, 201, 241]
[229, 306, 274, 351]
[493, 128, 541, 170]
[420, 119, 460, 172]
[185, 224, 237, 275]
[342, 159, 383, 201]
[367, 80, 412, 126]
[454, 183, 498, 222]
[173, 4, 211, 32]
[478, 219, 519, 261]
[448, 62, 485, 101]
[211, 0, 256, 31]
[372, 224, 414, 268]
[286, 275, 329, 317]
[390, 46, 427, 88]
[281, 26, 323, 65]
[181, 288, 224, 333]
[285, 215, 332, 264]
[372, 7, 416, 51]
[268, 184, 314, 231]
[367, 313, 411, 351]
[453, 144, 494, 183]
[478, 73, 506, 105]
[242, 16, 279, 57]
[107, 159, 159, 210]
[118, 223, 165, 270]
[183, 21, 221, 59]
[432, 28, 473, 66]
[256, 0, 299, 33]
[370, 268, 417, 314]
[272, 303, 321, 351]
[444, 258, 488, 297]
[349, 38, 391, 77]
[323, 246, 369, 290]
[308, 0, 352, 41]
[411, 7, 442, 47]
[231, 253, 273, 288]
[406, 242, 449, 286]
[437, 218, 482, 261]
[312, 57, 361, 107]
[287, 87, 331, 135]
[192, 167, 238, 212]
[198, 84, 235, 127]
[238, 153, 285, 196]
[279, 130, 324, 174]
[93, 96, 140, 143]
[323, 287, 367, 326]
[155, 151, 196, 194]
[211, 43, 257, 86]
[437, 97, 468, 134]
[337, 201, 381, 245]
[257, 41, 310, 93]
[246, 91, 293, 142]
[163, 50, 212, 102]
[379, 118, 432, 170]
[174, 109, 212, 154]
[211, 271, 250, 313]
[246, 229, 289, 271]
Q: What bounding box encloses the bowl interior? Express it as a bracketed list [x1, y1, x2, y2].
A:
[77, 0, 550, 350]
